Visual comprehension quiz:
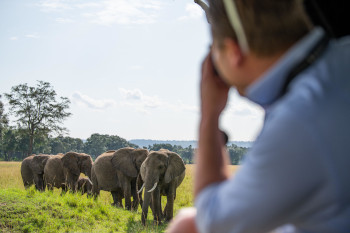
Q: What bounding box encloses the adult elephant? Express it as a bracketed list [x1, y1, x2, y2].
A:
[44, 152, 92, 191]
[21, 154, 50, 191]
[140, 149, 186, 225]
[91, 147, 148, 210]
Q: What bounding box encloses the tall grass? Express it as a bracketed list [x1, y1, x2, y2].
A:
[0, 162, 23, 190]
[0, 162, 239, 232]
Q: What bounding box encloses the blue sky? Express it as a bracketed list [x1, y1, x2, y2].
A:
[0, 0, 264, 141]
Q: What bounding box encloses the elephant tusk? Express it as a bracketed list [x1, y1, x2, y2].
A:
[138, 183, 145, 194]
[147, 182, 158, 193]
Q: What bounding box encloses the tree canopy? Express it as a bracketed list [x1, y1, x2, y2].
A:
[5, 81, 71, 155]
[0, 95, 9, 159]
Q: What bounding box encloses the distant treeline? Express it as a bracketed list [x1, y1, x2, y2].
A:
[0, 131, 248, 165]
[130, 139, 253, 149]
[147, 143, 248, 165]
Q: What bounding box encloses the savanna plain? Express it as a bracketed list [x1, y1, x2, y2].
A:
[0, 162, 239, 233]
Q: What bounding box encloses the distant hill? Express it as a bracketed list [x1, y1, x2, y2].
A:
[129, 139, 253, 148]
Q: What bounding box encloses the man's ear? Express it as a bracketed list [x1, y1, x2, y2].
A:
[223, 38, 243, 67]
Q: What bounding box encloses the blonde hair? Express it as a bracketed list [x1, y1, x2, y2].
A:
[209, 0, 312, 56]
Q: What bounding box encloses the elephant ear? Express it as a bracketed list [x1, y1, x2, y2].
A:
[41, 155, 49, 168]
[164, 151, 186, 183]
[111, 148, 138, 178]
[79, 154, 92, 173]
[140, 157, 149, 181]
[61, 152, 80, 176]
[30, 157, 42, 174]
[31, 155, 49, 174]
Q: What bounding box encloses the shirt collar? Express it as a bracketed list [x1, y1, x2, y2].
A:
[245, 27, 325, 108]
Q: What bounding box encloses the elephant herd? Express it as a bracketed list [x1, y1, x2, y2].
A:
[20, 147, 186, 225]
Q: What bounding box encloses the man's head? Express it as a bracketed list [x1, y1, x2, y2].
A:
[207, 0, 313, 94]
[209, 0, 312, 56]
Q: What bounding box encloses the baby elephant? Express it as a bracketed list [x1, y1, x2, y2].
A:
[75, 177, 93, 196]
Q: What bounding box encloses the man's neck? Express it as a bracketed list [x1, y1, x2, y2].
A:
[239, 50, 287, 96]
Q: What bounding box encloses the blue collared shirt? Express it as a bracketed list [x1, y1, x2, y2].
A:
[195, 27, 350, 233]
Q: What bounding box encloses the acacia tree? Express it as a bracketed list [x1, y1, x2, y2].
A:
[5, 81, 71, 156]
[0, 94, 9, 159]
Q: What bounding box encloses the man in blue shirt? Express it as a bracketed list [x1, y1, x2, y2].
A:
[167, 0, 350, 232]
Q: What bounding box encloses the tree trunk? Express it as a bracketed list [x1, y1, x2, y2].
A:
[28, 133, 34, 156]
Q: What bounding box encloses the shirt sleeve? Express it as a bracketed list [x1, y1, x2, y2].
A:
[195, 110, 325, 233]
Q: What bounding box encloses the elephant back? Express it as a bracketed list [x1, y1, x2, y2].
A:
[112, 147, 148, 178]
[31, 154, 50, 175]
[44, 154, 65, 188]
[92, 152, 120, 191]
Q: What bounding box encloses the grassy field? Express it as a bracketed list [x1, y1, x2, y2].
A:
[0, 162, 239, 233]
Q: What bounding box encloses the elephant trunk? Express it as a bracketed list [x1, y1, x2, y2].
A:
[141, 175, 159, 225]
[85, 165, 92, 180]
[147, 182, 158, 192]
[37, 174, 45, 191]
[141, 183, 153, 225]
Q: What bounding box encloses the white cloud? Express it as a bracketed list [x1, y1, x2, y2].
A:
[120, 88, 143, 101]
[38, 0, 164, 25]
[71, 91, 116, 110]
[178, 3, 203, 21]
[55, 18, 74, 23]
[167, 101, 199, 114]
[38, 0, 72, 12]
[119, 88, 162, 112]
[119, 88, 199, 115]
[75, 2, 101, 9]
[10, 36, 18, 41]
[25, 34, 40, 39]
[128, 65, 143, 71]
[84, 0, 163, 25]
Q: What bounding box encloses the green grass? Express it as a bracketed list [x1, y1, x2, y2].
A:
[0, 187, 170, 233]
[0, 162, 238, 232]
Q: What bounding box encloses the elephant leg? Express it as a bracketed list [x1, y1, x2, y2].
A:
[46, 182, 53, 191]
[33, 174, 40, 191]
[136, 175, 144, 209]
[67, 175, 78, 192]
[152, 187, 162, 225]
[131, 179, 139, 211]
[151, 195, 156, 222]
[61, 185, 68, 195]
[159, 195, 163, 219]
[91, 173, 99, 199]
[139, 191, 143, 209]
[117, 190, 123, 207]
[92, 188, 100, 200]
[164, 185, 175, 222]
[43, 175, 47, 191]
[35, 174, 45, 192]
[111, 191, 123, 208]
[23, 182, 31, 189]
[123, 183, 132, 211]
